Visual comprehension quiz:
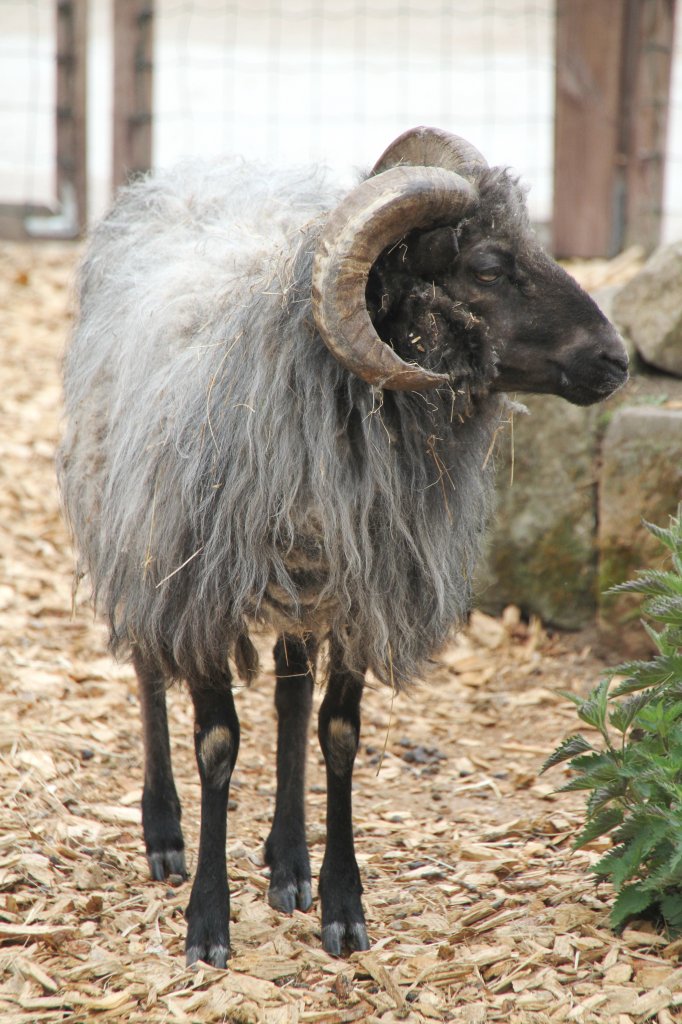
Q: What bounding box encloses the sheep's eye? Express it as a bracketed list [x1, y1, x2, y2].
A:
[473, 268, 503, 285]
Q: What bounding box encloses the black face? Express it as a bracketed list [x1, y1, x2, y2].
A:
[367, 226, 629, 407]
[454, 240, 629, 405]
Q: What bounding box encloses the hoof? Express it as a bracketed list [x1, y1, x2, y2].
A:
[185, 890, 230, 970]
[186, 943, 230, 969]
[147, 847, 188, 882]
[321, 920, 370, 957]
[268, 879, 313, 914]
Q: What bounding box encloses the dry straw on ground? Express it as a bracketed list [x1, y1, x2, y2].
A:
[0, 240, 679, 1023]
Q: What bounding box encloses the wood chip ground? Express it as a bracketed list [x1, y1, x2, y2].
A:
[1, 241, 679, 1023]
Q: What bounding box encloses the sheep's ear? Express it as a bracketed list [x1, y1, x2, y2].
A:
[407, 226, 459, 278]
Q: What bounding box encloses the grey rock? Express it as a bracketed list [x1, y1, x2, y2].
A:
[591, 285, 637, 364]
[598, 405, 682, 655]
[612, 241, 682, 376]
[476, 394, 600, 629]
[477, 375, 682, 638]
[590, 283, 619, 324]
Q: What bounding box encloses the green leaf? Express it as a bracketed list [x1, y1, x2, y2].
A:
[556, 689, 586, 708]
[610, 812, 669, 847]
[611, 655, 682, 694]
[568, 750, 621, 779]
[577, 679, 611, 734]
[609, 690, 656, 733]
[611, 676, 659, 697]
[610, 882, 656, 930]
[591, 845, 624, 879]
[559, 765, 625, 794]
[640, 620, 674, 655]
[646, 571, 682, 596]
[559, 775, 606, 792]
[610, 821, 671, 888]
[634, 700, 682, 741]
[642, 517, 681, 554]
[540, 734, 594, 774]
[660, 891, 682, 933]
[609, 569, 682, 598]
[573, 807, 624, 850]
[640, 851, 682, 894]
[645, 595, 682, 626]
[665, 626, 682, 649]
[591, 844, 627, 879]
[610, 814, 655, 843]
[587, 784, 625, 816]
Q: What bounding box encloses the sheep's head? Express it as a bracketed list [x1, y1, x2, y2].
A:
[312, 126, 628, 406]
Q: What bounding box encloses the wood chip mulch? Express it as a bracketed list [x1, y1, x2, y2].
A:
[1, 240, 680, 1023]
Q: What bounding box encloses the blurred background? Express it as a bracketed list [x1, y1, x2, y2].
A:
[1, 0, 680, 253]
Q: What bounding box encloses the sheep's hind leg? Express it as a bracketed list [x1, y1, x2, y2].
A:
[318, 640, 370, 955]
[185, 670, 240, 968]
[265, 633, 317, 914]
[134, 650, 187, 882]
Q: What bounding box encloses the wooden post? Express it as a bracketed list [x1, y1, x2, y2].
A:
[553, 0, 676, 258]
[620, 0, 677, 250]
[113, 0, 154, 189]
[3, 0, 87, 238]
[56, 0, 88, 235]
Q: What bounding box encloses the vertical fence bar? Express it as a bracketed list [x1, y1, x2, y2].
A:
[113, 0, 154, 189]
[56, 0, 88, 235]
[553, 0, 626, 257]
[553, 0, 676, 258]
[620, 0, 677, 251]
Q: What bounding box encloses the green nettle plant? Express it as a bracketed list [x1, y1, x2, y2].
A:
[543, 507, 682, 933]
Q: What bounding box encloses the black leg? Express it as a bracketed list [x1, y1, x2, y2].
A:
[184, 671, 240, 968]
[318, 639, 370, 955]
[265, 633, 316, 913]
[134, 649, 187, 881]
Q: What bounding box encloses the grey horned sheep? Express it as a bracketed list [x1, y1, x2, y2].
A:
[58, 127, 628, 965]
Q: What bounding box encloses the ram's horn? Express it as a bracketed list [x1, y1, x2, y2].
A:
[372, 125, 489, 180]
[312, 163, 477, 390]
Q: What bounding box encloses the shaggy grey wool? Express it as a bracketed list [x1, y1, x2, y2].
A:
[58, 157, 505, 689]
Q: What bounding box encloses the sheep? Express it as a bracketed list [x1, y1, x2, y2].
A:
[57, 127, 628, 966]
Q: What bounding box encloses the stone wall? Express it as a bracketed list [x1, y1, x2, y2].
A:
[476, 243, 682, 654]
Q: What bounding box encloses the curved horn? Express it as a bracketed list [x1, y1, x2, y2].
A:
[372, 125, 488, 181]
[312, 164, 477, 391]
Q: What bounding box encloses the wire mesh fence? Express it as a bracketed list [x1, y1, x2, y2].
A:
[1, 0, 55, 210]
[667, 18, 682, 241]
[153, 0, 554, 221]
[1, 0, 681, 240]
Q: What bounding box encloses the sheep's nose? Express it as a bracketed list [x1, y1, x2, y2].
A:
[596, 323, 629, 374]
[598, 347, 629, 374]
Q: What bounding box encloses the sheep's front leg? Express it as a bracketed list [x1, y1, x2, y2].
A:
[134, 650, 187, 881]
[318, 642, 370, 955]
[265, 634, 317, 913]
[185, 673, 239, 968]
